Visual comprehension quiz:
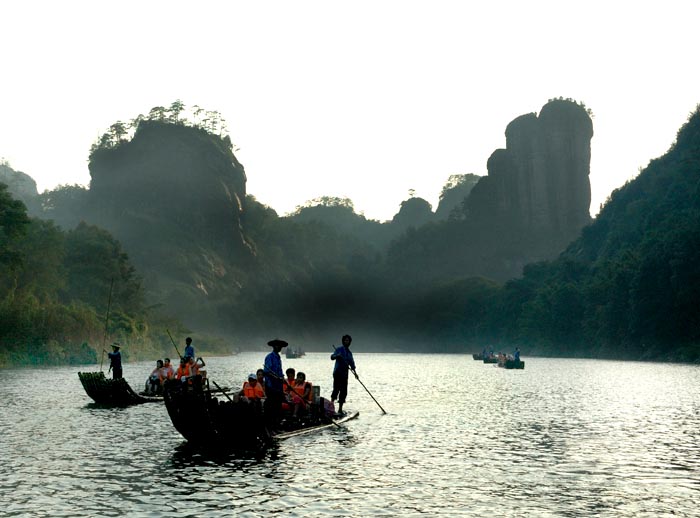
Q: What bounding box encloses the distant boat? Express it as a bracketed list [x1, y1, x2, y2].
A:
[483, 356, 498, 364]
[504, 359, 525, 369]
[285, 346, 305, 359]
[78, 371, 163, 406]
[472, 353, 483, 360]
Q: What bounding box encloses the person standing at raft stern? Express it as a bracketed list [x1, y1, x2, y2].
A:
[106, 343, 122, 379]
[184, 337, 194, 359]
[331, 334, 357, 415]
[264, 339, 288, 430]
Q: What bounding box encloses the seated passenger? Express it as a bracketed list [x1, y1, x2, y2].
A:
[146, 360, 164, 394]
[256, 368, 266, 393]
[284, 367, 296, 396]
[176, 357, 190, 381]
[239, 373, 265, 402]
[186, 356, 206, 380]
[497, 352, 506, 366]
[161, 358, 175, 381]
[194, 356, 207, 379]
[291, 371, 313, 417]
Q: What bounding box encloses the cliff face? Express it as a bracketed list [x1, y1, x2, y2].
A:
[466, 100, 593, 241]
[0, 163, 39, 210]
[88, 121, 249, 258]
[85, 121, 252, 329]
[385, 99, 595, 285]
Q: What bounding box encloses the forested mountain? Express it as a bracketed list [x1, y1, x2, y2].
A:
[491, 105, 700, 361]
[1, 99, 598, 353]
[4, 99, 698, 363]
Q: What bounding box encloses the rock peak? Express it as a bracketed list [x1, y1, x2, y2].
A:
[467, 99, 593, 239]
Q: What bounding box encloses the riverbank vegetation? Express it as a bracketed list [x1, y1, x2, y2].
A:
[0, 184, 230, 366]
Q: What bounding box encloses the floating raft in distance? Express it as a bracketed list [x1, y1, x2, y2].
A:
[285, 346, 305, 359]
[504, 359, 525, 369]
[78, 371, 163, 406]
[472, 353, 483, 360]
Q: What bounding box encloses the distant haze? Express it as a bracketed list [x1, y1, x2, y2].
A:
[1, 1, 699, 221]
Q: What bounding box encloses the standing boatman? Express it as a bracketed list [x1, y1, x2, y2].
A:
[105, 342, 122, 379]
[331, 334, 358, 415]
[263, 339, 288, 430]
[184, 337, 195, 359]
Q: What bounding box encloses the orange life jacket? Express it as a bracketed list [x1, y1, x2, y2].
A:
[243, 381, 265, 399]
[284, 378, 295, 393]
[291, 381, 312, 402]
[176, 363, 190, 380]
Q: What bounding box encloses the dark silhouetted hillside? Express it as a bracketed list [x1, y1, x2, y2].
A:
[495, 104, 700, 361]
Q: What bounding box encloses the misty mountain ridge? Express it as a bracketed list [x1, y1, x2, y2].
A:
[6, 99, 595, 344]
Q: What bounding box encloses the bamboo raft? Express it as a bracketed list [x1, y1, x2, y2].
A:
[78, 371, 163, 406]
[164, 377, 358, 450]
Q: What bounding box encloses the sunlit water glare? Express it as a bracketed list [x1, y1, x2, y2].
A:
[1, 353, 699, 517]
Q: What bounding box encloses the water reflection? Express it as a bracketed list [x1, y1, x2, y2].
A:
[1, 355, 699, 517]
[170, 442, 280, 468]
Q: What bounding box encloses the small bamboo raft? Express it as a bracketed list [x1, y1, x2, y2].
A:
[78, 371, 162, 406]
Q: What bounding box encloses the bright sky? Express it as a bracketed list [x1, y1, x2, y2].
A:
[1, 1, 699, 221]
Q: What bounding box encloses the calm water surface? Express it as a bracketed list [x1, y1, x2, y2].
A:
[1, 353, 699, 517]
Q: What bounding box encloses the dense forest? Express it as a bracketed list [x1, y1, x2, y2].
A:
[0, 182, 141, 365]
[0, 180, 230, 367]
[1, 100, 699, 365]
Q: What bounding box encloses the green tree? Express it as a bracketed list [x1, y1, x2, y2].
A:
[0, 183, 30, 276]
[109, 121, 128, 143]
[148, 106, 167, 121]
[169, 99, 185, 122]
[62, 222, 144, 314]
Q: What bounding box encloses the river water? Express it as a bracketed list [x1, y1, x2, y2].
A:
[1, 353, 699, 517]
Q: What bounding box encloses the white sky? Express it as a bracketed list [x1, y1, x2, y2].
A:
[1, 1, 699, 221]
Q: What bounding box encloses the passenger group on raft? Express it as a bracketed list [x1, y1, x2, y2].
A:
[481, 346, 521, 366]
[130, 334, 357, 419]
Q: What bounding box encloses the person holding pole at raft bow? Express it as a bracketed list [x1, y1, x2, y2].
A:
[105, 342, 122, 379]
[331, 334, 358, 416]
[263, 339, 288, 431]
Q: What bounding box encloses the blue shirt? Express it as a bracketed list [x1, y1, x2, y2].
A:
[184, 344, 194, 358]
[264, 351, 283, 393]
[331, 346, 355, 375]
[107, 351, 122, 370]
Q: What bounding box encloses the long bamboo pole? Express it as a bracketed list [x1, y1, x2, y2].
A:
[99, 278, 115, 372]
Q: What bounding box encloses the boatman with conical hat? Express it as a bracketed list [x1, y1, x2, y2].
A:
[263, 339, 288, 430]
